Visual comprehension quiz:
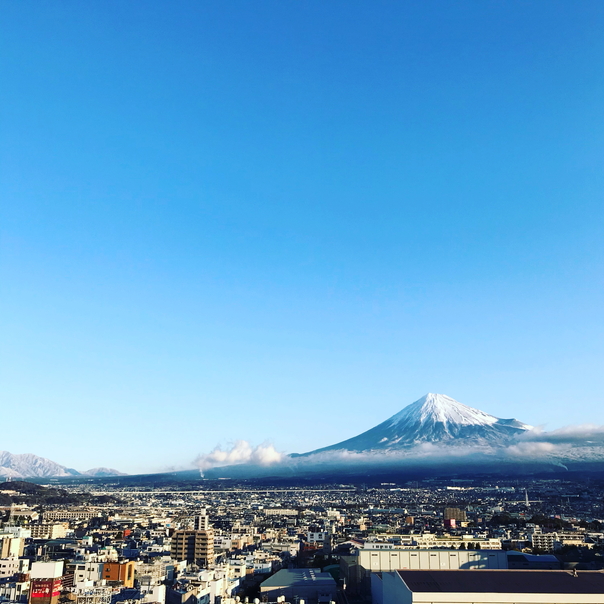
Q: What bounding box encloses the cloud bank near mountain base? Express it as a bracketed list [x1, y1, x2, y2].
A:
[194, 440, 283, 475]
[194, 425, 604, 476]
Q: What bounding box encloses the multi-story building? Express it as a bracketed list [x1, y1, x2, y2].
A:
[171, 509, 215, 568]
[413, 533, 501, 549]
[444, 508, 467, 522]
[102, 561, 135, 587]
[30, 524, 69, 540]
[264, 509, 299, 517]
[531, 528, 559, 552]
[29, 561, 64, 604]
[171, 530, 215, 567]
[43, 510, 100, 521]
[70, 586, 112, 604]
[0, 534, 24, 557]
[0, 557, 29, 578]
[0, 575, 30, 602]
[66, 562, 104, 588]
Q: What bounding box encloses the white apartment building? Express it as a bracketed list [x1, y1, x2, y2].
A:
[531, 528, 559, 552]
[68, 562, 104, 588]
[44, 510, 100, 521]
[264, 509, 299, 517]
[307, 531, 329, 545]
[0, 534, 24, 557]
[0, 557, 29, 578]
[413, 533, 501, 549]
[70, 586, 113, 604]
[30, 523, 69, 539]
[169, 566, 240, 604]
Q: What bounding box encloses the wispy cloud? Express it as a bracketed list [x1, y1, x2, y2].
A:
[517, 424, 604, 444]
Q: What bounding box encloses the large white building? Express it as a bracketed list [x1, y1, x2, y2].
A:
[358, 548, 508, 572]
[342, 546, 509, 591]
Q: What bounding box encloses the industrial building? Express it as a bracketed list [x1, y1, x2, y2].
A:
[372, 569, 604, 604]
[341, 548, 508, 592]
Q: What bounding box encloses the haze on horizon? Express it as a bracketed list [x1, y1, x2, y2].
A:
[1, 1, 603, 475]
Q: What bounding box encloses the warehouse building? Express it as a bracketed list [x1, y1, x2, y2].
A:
[372, 569, 604, 604]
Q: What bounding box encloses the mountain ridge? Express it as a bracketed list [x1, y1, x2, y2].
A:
[0, 451, 125, 479]
[299, 393, 533, 455]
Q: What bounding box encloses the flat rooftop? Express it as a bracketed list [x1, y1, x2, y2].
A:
[261, 569, 336, 588]
[397, 570, 604, 594]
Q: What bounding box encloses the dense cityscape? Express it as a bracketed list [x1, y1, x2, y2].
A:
[2, 475, 604, 604]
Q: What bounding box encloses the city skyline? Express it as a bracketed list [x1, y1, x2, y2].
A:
[1, 1, 604, 474]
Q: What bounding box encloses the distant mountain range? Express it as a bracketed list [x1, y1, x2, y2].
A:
[7, 393, 604, 481]
[0, 451, 125, 479]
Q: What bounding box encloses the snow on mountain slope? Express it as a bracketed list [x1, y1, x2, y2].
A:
[302, 393, 533, 455]
[0, 451, 81, 478]
[0, 452, 127, 479]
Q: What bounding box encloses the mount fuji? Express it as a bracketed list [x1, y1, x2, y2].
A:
[301, 392, 533, 455]
[200, 392, 604, 479]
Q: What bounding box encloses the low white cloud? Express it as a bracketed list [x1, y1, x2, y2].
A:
[503, 440, 560, 458]
[194, 440, 283, 475]
[518, 424, 604, 444]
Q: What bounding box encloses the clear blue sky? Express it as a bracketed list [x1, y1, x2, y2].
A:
[1, 1, 603, 474]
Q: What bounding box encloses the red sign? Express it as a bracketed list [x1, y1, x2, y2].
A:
[31, 579, 61, 599]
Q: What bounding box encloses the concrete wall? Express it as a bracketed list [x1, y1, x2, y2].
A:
[359, 548, 508, 571]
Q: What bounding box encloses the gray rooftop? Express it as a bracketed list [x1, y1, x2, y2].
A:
[261, 569, 337, 589]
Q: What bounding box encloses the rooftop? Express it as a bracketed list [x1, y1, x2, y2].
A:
[261, 569, 337, 588]
[398, 570, 604, 594]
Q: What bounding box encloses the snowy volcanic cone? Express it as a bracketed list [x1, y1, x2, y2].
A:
[202, 394, 604, 479]
[203, 393, 604, 478]
[302, 393, 533, 455]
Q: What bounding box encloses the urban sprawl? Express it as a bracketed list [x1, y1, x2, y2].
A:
[1, 477, 604, 604]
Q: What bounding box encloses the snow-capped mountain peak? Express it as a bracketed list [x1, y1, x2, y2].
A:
[302, 392, 533, 455]
[0, 451, 80, 479]
[0, 451, 125, 479]
[391, 393, 501, 427]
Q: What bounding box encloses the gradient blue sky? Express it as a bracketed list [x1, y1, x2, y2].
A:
[1, 1, 603, 474]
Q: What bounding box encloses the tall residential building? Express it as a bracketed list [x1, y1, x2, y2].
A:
[171, 509, 214, 567]
[444, 507, 467, 522]
[194, 509, 210, 531]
